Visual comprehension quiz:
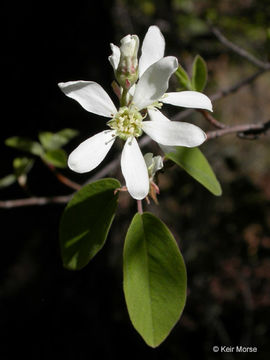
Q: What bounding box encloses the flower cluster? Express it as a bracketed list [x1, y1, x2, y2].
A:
[58, 26, 213, 200]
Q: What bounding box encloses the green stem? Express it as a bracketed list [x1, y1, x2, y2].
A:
[120, 88, 128, 107]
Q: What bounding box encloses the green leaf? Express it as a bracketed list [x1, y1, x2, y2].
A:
[5, 136, 44, 156]
[191, 55, 208, 92]
[165, 146, 222, 196]
[42, 149, 67, 168]
[175, 65, 192, 90]
[0, 174, 16, 189]
[13, 157, 34, 177]
[123, 212, 187, 348]
[38, 128, 79, 151]
[59, 178, 120, 270]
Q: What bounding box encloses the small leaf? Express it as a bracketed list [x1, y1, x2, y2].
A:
[38, 128, 79, 151]
[124, 212, 187, 348]
[57, 128, 79, 141]
[59, 178, 120, 270]
[5, 136, 44, 156]
[175, 65, 192, 90]
[191, 55, 208, 92]
[165, 146, 222, 196]
[0, 174, 16, 189]
[38, 132, 55, 150]
[13, 157, 34, 177]
[42, 149, 67, 168]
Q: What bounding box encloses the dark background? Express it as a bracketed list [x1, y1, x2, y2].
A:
[1, 1, 270, 359]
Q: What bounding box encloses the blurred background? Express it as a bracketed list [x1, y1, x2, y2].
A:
[0, 0, 270, 358]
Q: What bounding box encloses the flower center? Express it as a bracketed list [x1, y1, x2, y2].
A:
[107, 106, 144, 140]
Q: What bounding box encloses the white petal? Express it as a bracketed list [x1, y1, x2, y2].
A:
[108, 44, 121, 71]
[68, 130, 116, 173]
[121, 138, 149, 200]
[148, 108, 170, 122]
[162, 91, 213, 112]
[147, 109, 177, 153]
[139, 25, 165, 77]
[142, 120, 206, 147]
[58, 81, 117, 117]
[143, 153, 154, 168]
[133, 56, 178, 110]
[120, 35, 139, 58]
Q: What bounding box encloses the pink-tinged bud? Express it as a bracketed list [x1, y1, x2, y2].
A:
[116, 34, 139, 89]
[125, 79, 131, 89]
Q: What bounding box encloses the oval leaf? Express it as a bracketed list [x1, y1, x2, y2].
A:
[13, 157, 34, 177]
[0, 174, 16, 189]
[5, 136, 44, 156]
[165, 146, 222, 196]
[42, 149, 67, 168]
[39, 128, 79, 151]
[191, 55, 207, 92]
[59, 178, 120, 270]
[175, 65, 192, 90]
[123, 212, 187, 347]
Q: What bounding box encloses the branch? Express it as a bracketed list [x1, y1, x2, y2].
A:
[45, 163, 81, 191]
[210, 68, 267, 102]
[206, 120, 270, 140]
[210, 25, 270, 70]
[0, 195, 72, 208]
[197, 109, 226, 129]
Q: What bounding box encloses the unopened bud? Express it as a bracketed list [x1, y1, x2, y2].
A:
[144, 153, 163, 181]
[116, 34, 139, 89]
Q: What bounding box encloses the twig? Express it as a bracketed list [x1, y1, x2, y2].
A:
[210, 68, 267, 102]
[0, 195, 72, 208]
[45, 162, 81, 191]
[198, 109, 226, 129]
[206, 120, 270, 140]
[210, 26, 270, 70]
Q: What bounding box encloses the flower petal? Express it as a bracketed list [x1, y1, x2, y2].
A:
[162, 91, 213, 112]
[148, 108, 177, 153]
[58, 81, 117, 117]
[121, 138, 149, 200]
[68, 130, 116, 173]
[133, 56, 178, 110]
[108, 43, 120, 71]
[139, 25, 165, 77]
[142, 119, 206, 147]
[148, 108, 170, 122]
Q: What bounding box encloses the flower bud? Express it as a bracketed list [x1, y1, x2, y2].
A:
[144, 153, 163, 181]
[116, 34, 139, 89]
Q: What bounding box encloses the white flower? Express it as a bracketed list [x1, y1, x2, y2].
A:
[58, 25, 213, 200]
